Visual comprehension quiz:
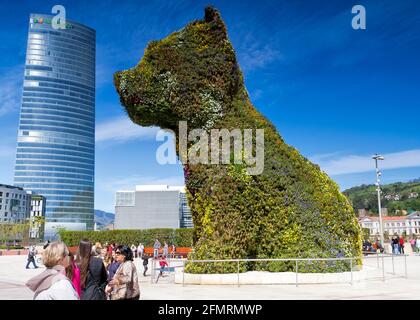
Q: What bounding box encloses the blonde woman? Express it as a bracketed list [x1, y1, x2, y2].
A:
[26, 241, 79, 300]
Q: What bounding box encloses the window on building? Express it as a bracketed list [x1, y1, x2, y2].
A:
[116, 192, 135, 206]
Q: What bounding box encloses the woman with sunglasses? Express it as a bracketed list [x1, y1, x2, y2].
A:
[106, 245, 140, 300]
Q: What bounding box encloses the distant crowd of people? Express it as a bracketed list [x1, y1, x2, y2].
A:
[25, 238, 174, 300]
[362, 239, 384, 253]
[391, 235, 420, 255]
[363, 235, 420, 255]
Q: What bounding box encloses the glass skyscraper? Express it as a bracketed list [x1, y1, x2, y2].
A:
[14, 14, 95, 239]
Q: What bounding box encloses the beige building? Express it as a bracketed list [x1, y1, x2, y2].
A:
[359, 211, 420, 236]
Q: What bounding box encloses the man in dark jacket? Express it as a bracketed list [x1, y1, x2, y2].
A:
[142, 255, 149, 276]
[26, 245, 38, 269]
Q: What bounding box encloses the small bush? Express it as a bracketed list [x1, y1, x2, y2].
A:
[0, 245, 25, 250]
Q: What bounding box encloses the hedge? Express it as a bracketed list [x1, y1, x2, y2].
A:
[0, 245, 25, 250]
[58, 228, 193, 247]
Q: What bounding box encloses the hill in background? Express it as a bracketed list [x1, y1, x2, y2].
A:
[343, 178, 420, 216]
[94, 210, 115, 229]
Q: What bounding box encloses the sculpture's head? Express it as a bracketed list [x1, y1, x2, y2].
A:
[114, 6, 243, 130]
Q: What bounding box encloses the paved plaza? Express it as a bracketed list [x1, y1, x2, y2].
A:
[0, 255, 419, 300]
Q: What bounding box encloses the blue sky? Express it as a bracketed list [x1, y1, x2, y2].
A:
[1, 0, 420, 212]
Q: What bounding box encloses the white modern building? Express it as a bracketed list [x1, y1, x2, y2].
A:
[359, 212, 420, 236]
[115, 185, 193, 230]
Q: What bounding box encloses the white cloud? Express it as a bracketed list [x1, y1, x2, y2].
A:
[95, 116, 159, 143]
[239, 44, 282, 72]
[0, 66, 24, 117]
[311, 149, 420, 176]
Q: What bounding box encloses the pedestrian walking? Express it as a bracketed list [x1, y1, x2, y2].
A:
[137, 243, 144, 259]
[171, 244, 176, 258]
[107, 245, 140, 300]
[409, 238, 416, 252]
[158, 255, 168, 278]
[153, 239, 161, 259]
[131, 244, 137, 259]
[26, 241, 79, 300]
[399, 236, 405, 254]
[142, 254, 149, 276]
[26, 245, 38, 269]
[76, 239, 108, 300]
[392, 237, 399, 255]
[416, 238, 420, 254]
[163, 242, 168, 258]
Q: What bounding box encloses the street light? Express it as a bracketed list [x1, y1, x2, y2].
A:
[372, 154, 385, 251]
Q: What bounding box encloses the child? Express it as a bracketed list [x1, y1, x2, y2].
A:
[159, 255, 168, 276]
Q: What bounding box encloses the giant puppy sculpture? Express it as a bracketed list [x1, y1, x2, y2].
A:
[114, 7, 361, 273]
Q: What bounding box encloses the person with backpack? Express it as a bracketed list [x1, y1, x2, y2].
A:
[76, 239, 108, 300]
[26, 245, 38, 269]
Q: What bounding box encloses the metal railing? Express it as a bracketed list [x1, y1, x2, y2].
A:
[179, 253, 408, 287]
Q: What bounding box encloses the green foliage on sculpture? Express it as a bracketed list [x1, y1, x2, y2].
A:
[114, 6, 362, 273]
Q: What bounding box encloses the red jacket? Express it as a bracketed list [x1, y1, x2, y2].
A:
[399, 238, 404, 245]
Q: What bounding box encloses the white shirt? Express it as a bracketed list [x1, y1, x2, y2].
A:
[35, 279, 79, 300]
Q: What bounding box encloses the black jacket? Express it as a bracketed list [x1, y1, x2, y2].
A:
[81, 257, 108, 300]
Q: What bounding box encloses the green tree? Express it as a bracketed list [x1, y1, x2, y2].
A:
[362, 228, 370, 241]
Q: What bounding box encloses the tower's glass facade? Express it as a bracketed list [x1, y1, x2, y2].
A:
[14, 14, 95, 239]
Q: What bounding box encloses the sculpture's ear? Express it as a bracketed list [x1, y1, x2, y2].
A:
[204, 6, 227, 40]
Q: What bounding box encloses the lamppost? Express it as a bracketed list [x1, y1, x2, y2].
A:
[372, 154, 385, 250]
